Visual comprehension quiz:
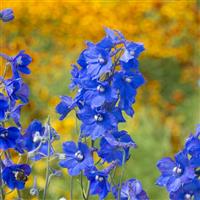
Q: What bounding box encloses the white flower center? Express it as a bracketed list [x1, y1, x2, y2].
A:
[0, 131, 8, 138]
[125, 77, 132, 83]
[173, 166, 182, 175]
[75, 150, 84, 161]
[95, 175, 104, 182]
[33, 131, 42, 143]
[98, 56, 105, 65]
[94, 114, 103, 122]
[184, 193, 193, 200]
[16, 56, 22, 65]
[97, 85, 105, 93]
[129, 50, 135, 56]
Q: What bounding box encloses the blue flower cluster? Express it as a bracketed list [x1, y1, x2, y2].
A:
[112, 179, 149, 200]
[0, 9, 59, 193]
[56, 28, 148, 199]
[0, 8, 14, 22]
[156, 125, 200, 200]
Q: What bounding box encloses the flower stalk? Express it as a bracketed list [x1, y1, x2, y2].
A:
[42, 116, 51, 200]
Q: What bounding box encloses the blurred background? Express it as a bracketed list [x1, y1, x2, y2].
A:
[1, 0, 199, 199]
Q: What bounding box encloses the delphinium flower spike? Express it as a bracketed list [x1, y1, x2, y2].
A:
[0, 8, 59, 200]
[0, 9, 33, 199]
[56, 27, 149, 199]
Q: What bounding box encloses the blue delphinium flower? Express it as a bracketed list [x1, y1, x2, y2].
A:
[77, 106, 117, 139]
[120, 58, 139, 72]
[56, 27, 148, 199]
[120, 41, 144, 63]
[112, 178, 149, 200]
[9, 104, 24, 127]
[110, 107, 126, 123]
[11, 50, 32, 78]
[2, 163, 31, 190]
[169, 179, 200, 200]
[0, 93, 9, 121]
[77, 42, 112, 80]
[184, 125, 200, 167]
[97, 27, 124, 51]
[0, 126, 21, 150]
[0, 8, 14, 22]
[59, 141, 93, 176]
[100, 27, 124, 48]
[56, 96, 76, 120]
[156, 150, 195, 193]
[83, 81, 118, 108]
[85, 166, 110, 200]
[98, 130, 136, 165]
[69, 64, 81, 90]
[22, 120, 56, 161]
[113, 71, 145, 116]
[5, 78, 29, 104]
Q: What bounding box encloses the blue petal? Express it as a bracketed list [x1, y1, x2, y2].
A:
[62, 141, 77, 155]
[157, 157, 175, 176]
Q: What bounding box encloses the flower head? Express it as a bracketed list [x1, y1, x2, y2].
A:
[83, 81, 118, 108]
[5, 78, 29, 104]
[9, 104, 24, 127]
[120, 41, 144, 63]
[0, 9, 14, 22]
[184, 125, 200, 167]
[156, 151, 195, 193]
[69, 64, 80, 89]
[113, 71, 145, 116]
[11, 50, 32, 78]
[78, 42, 112, 80]
[85, 167, 110, 199]
[77, 106, 117, 140]
[22, 120, 56, 161]
[98, 130, 136, 165]
[169, 179, 200, 200]
[0, 126, 21, 150]
[59, 141, 93, 176]
[98, 28, 124, 48]
[56, 96, 76, 120]
[2, 163, 31, 190]
[112, 178, 149, 200]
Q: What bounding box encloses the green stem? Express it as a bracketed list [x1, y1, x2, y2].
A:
[80, 172, 86, 200]
[42, 117, 51, 200]
[91, 140, 94, 157]
[109, 166, 117, 186]
[70, 176, 73, 200]
[17, 189, 22, 200]
[118, 151, 126, 200]
[85, 182, 90, 200]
